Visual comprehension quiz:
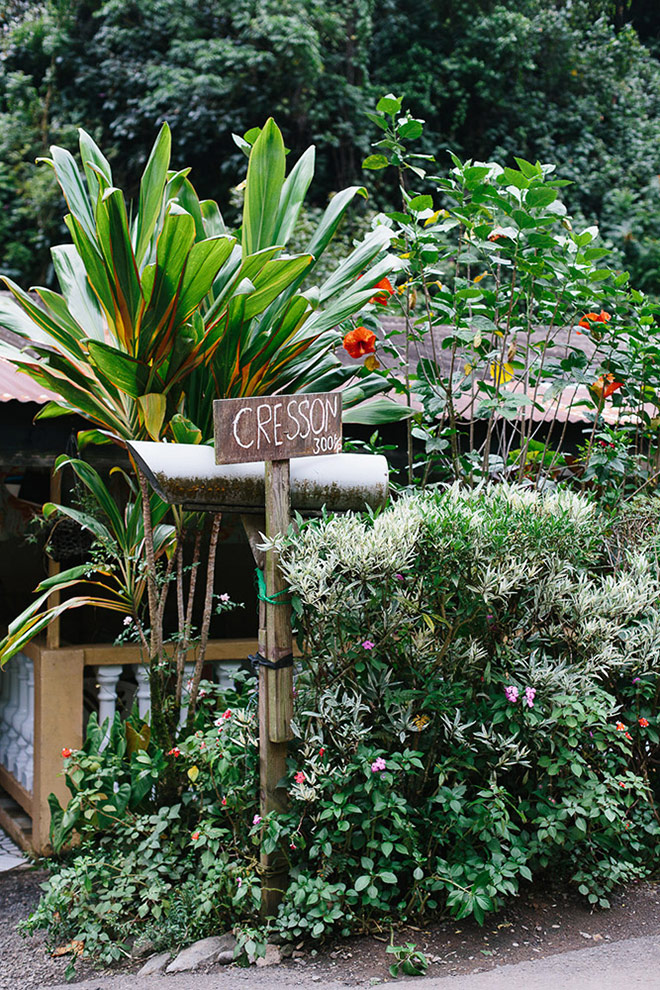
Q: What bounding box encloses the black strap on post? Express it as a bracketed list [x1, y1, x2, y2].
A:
[249, 652, 294, 672]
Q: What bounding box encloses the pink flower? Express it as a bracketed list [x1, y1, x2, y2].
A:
[219, 593, 230, 603]
[394, 574, 404, 581]
[290, 842, 296, 850]
[237, 877, 243, 888]
[362, 640, 375, 650]
[253, 814, 262, 826]
[371, 757, 386, 773]
[222, 796, 227, 806]
[504, 685, 519, 704]
[524, 686, 536, 709]
[294, 771, 306, 783]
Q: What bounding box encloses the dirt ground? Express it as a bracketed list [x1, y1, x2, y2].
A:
[2, 865, 659, 990]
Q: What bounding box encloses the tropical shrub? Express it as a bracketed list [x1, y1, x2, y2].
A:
[26, 486, 660, 971]
[359, 94, 660, 493]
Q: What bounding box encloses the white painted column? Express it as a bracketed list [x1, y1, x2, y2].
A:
[0, 665, 12, 767]
[214, 661, 241, 692]
[23, 659, 34, 793]
[134, 665, 151, 721]
[96, 665, 124, 749]
[6, 662, 22, 778]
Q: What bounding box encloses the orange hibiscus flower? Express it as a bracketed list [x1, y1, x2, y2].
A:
[592, 372, 623, 400]
[343, 326, 376, 359]
[578, 310, 611, 330]
[369, 277, 395, 305]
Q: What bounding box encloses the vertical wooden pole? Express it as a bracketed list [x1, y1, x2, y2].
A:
[260, 460, 294, 916]
[46, 466, 61, 650]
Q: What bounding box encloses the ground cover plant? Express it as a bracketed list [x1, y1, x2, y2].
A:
[24, 485, 660, 972]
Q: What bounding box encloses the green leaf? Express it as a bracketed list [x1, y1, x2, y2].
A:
[354, 875, 370, 892]
[135, 123, 172, 265]
[343, 398, 414, 424]
[408, 194, 433, 212]
[242, 118, 286, 256]
[273, 145, 315, 247]
[87, 340, 148, 398]
[137, 393, 167, 441]
[362, 154, 389, 170]
[526, 187, 558, 209]
[398, 119, 423, 141]
[376, 94, 402, 114]
[380, 871, 397, 884]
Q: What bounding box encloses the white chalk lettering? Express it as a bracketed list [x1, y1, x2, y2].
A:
[256, 403, 272, 447]
[310, 397, 325, 434]
[298, 398, 311, 439]
[232, 407, 254, 448]
[273, 402, 283, 446]
[285, 399, 301, 441]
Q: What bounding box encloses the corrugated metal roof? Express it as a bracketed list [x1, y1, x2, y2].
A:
[0, 358, 57, 404]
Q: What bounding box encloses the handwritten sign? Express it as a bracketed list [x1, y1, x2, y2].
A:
[213, 393, 342, 464]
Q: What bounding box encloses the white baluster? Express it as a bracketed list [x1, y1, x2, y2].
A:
[0, 667, 11, 766]
[96, 665, 123, 749]
[214, 661, 241, 692]
[14, 656, 32, 790]
[134, 665, 151, 721]
[179, 662, 195, 727]
[6, 662, 22, 777]
[23, 659, 34, 793]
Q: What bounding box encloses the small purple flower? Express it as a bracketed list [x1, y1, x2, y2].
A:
[524, 686, 536, 709]
[252, 814, 262, 826]
[362, 640, 375, 650]
[371, 756, 386, 773]
[394, 574, 405, 581]
[633, 677, 641, 684]
[504, 685, 519, 704]
[237, 877, 243, 888]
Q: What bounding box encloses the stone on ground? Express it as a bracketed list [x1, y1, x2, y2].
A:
[137, 951, 170, 976]
[165, 934, 236, 973]
[256, 943, 282, 967]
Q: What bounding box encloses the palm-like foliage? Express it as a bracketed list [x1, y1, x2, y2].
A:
[0, 119, 394, 443]
[0, 457, 175, 662]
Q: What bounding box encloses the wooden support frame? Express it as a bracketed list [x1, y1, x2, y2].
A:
[1, 637, 259, 854]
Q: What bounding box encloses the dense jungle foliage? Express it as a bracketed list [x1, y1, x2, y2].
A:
[2, 0, 660, 289]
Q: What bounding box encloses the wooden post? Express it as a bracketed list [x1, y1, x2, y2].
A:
[259, 460, 294, 916]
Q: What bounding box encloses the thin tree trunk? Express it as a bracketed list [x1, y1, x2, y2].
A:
[186, 514, 221, 728]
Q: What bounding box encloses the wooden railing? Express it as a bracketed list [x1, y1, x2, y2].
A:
[0, 638, 256, 853]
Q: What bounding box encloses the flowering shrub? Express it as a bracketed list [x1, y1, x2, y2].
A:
[274, 485, 660, 927]
[25, 487, 660, 969]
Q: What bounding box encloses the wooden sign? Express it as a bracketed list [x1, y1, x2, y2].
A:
[213, 392, 342, 465]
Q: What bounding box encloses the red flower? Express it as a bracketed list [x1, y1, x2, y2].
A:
[191, 831, 200, 841]
[593, 373, 623, 400]
[167, 747, 181, 757]
[221, 796, 227, 806]
[294, 771, 306, 784]
[625, 732, 632, 741]
[615, 722, 626, 731]
[639, 717, 649, 728]
[343, 326, 376, 359]
[369, 277, 395, 305]
[319, 747, 325, 757]
[579, 310, 611, 329]
[61, 747, 72, 759]
[222, 709, 232, 719]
